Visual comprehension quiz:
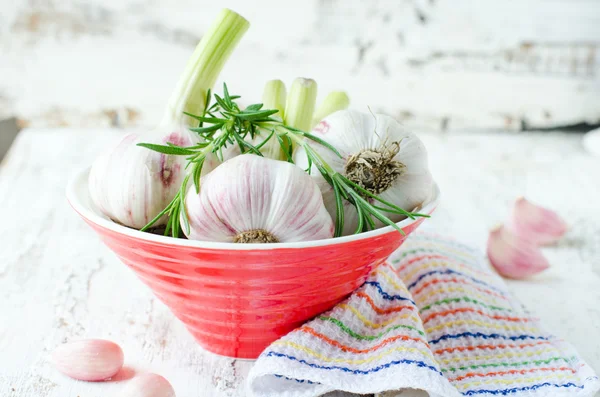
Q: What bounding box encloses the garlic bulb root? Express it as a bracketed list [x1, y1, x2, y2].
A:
[234, 229, 280, 243]
[345, 141, 406, 195]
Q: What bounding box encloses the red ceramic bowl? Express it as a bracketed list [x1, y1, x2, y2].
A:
[67, 168, 440, 359]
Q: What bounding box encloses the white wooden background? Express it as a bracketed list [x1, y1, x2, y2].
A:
[1, 0, 600, 131]
[1, 128, 599, 396]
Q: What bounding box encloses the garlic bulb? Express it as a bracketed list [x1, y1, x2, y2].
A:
[89, 129, 195, 229]
[182, 154, 334, 243]
[88, 9, 249, 229]
[294, 110, 433, 236]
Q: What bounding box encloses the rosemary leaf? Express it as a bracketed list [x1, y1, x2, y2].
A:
[136, 143, 197, 156]
[244, 103, 264, 112]
[189, 123, 223, 134]
[213, 94, 230, 111]
[179, 176, 191, 235]
[236, 109, 279, 121]
[299, 130, 342, 158]
[332, 180, 345, 237]
[255, 129, 275, 150]
[276, 134, 294, 163]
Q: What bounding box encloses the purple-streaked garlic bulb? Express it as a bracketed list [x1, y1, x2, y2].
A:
[88, 9, 249, 229]
[294, 110, 434, 236]
[182, 154, 334, 243]
[89, 130, 193, 229]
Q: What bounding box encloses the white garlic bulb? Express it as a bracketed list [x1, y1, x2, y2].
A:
[88, 9, 249, 230]
[294, 110, 433, 236]
[182, 154, 334, 243]
[89, 127, 195, 229]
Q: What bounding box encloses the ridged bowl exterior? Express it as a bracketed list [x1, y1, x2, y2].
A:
[68, 169, 438, 358]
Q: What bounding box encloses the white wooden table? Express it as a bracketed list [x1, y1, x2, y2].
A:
[1, 128, 599, 397]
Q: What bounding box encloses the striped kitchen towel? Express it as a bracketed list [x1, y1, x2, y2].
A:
[247, 233, 599, 397]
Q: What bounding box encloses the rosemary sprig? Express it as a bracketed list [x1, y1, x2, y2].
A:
[138, 83, 428, 238]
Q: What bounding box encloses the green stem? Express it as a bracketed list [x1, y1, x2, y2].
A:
[163, 9, 250, 126]
[283, 128, 336, 174]
[262, 80, 287, 118]
[284, 78, 317, 132]
[311, 91, 350, 128]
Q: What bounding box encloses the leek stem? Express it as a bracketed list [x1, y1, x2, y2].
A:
[163, 9, 249, 126]
[284, 78, 317, 132]
[311, 91, 350, 128]
[262, 80, 287, 118]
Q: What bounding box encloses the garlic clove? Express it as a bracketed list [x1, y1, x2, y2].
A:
[487, 225, 550, 279]
[183, 154, 334, 243]
[508, 197, 567, 245]
[51, 339, 124, 381]
[117, 373, 176, 397]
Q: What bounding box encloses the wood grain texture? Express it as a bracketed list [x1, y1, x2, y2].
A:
[0, 128, 599, 396]
[1, 0, 599, 130]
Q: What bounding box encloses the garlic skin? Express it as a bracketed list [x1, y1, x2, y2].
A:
[89, 126, 194, 229]
[487, 225, 550, 279]
[201, 129, 283, 175]
[182, 154, 334, 243]
[294, 110, 434, 236]
[52, 339, 124, 381]
[201, 141, 241, 176]
[117, 373, 176, 397]
[508, 197, 567, 245]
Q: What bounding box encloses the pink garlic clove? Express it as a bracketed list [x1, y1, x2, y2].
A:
[487, 225, 550, 279]
[52, 339, 124, 381]
[118, 373, 176, 397]
[508, 197, 567, 245]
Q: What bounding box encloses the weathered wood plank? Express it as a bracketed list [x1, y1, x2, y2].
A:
[1, 0, 599, 130]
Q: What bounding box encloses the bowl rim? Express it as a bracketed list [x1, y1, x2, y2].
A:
[67, 166, 440, 250]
